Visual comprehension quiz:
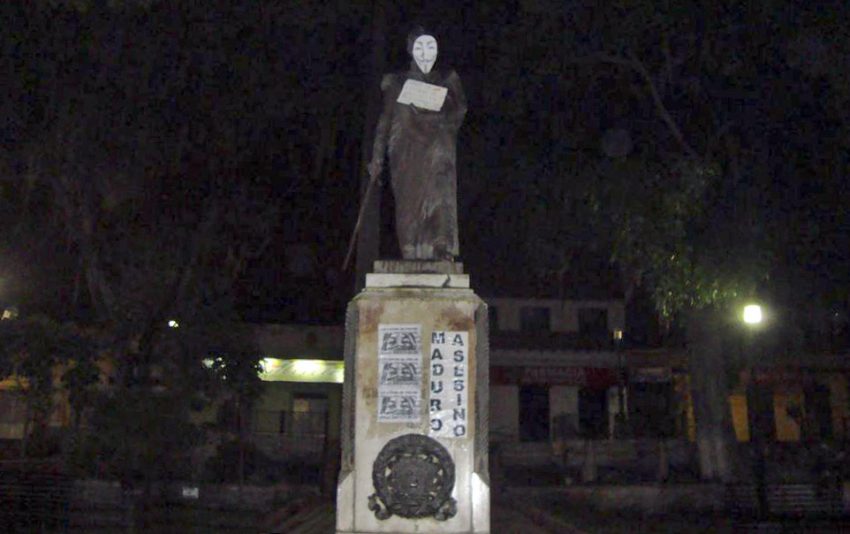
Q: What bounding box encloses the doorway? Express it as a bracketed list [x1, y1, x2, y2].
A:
[282, 393, 329, 460]
[579, 387, 609, 438]
[519, 385, 550, 442]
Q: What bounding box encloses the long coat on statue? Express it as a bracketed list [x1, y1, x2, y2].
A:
[370, 63, 467, 260]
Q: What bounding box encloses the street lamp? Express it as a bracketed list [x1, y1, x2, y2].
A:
[742, 302, 768, 518]
[613, 328, 627, 438]
[743, 304, 763, 325]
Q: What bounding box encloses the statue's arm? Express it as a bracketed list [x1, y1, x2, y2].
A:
[368, 74, 396, 179]
[445, 70, 467, 130]
[412, 71, 467, 127]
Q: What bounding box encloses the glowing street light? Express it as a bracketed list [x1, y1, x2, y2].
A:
[742, 304, 763, 325]
[167, 319, 180, 328]
[740, 301, 768, 517]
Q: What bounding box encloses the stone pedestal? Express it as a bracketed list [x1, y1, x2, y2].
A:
[336, 262, 490, 534]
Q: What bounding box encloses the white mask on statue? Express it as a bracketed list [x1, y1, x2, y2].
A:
[412, 35, 438, 74]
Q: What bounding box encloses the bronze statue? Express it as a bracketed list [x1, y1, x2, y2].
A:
[368, 27, 467, 261]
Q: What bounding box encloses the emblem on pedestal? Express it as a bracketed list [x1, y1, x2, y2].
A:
[368, 433, 457, 521]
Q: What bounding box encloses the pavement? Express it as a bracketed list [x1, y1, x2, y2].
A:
[267, 497, 569, 533]
[492, 502, 581, 533]
[266, 493, 850, 533]
[270, 501, 335, 533]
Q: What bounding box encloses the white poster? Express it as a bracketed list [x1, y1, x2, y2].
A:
[377, 325, 422, 422]
[429, 331, 469, 438]
[396, 79, 448, 111]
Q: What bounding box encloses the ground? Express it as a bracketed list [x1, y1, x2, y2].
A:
[268, 492, 848, 534]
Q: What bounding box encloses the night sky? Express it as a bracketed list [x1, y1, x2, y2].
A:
[2, 2, 849, 335]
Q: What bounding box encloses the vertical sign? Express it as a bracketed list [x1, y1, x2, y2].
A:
[377, 325, 422, 422]
[429, 331, 468, 438]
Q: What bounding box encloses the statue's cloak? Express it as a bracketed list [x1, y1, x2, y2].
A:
[372, 64, 467, 260]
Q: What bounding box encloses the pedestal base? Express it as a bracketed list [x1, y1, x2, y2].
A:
[336, 268, 489, 533]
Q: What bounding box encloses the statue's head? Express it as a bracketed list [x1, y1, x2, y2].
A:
[407, 26, 437, 74]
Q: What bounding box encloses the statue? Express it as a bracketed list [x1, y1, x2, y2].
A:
[367, 27, 467, 261]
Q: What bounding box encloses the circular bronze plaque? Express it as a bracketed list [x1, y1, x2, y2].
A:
[368, 433, 457, 520]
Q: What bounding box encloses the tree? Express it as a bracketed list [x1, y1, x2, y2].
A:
[465, 2, 850, 480]
[1, 2, 398, 486]
[0, 3, 284, 484]
[0, 315, 98, 458]
[201, 322, 264, 486]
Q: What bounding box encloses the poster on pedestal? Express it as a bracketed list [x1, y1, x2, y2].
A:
[377, 325, 422, 423]
[429, 331, 468, 438]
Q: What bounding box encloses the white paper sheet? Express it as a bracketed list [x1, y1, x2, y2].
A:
[377, 324, 422, 422]
[396, 79, 448, 111]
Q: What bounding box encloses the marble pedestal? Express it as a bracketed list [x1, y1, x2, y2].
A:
[336, 261, 490, 534]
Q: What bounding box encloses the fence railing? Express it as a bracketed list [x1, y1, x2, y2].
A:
[727, 483, 845, 516]
[252, 410, 328, 461]
[0, 460, 73, 531]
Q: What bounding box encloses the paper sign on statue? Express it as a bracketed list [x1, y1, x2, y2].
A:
[396, 79, 447, 112]
[377, 324, 422, 422]
[429, 331, 469, 438]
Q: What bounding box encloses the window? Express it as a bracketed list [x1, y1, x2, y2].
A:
[279, 393, 329, 459]
[806, 384, 832, 440]
[748, 385, 776, 441]
[519, 385, 550, 442]
[287, 393, 328, 435]
[520, 306, 550, 333]
[629, 382, 675, 438]
[578, 307, 608, 344]
[0, 392, 24, 425]
[578, 387, 608, 438]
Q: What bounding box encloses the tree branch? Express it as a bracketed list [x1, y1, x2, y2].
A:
[574, 52, 701, 160]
